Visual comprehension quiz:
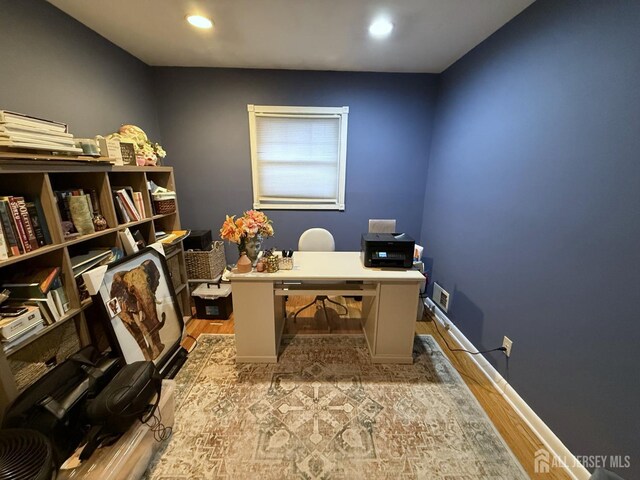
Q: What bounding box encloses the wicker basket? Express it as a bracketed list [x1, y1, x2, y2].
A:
[185, 241, 226, 280]
[153, 198, 176, 215]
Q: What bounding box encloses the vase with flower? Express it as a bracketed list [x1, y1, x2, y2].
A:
[219, 210, 274, 267]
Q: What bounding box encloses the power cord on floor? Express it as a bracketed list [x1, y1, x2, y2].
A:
[427, 308, 507, 356]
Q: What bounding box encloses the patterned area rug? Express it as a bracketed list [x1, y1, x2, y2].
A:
[146, 334, 527, 479]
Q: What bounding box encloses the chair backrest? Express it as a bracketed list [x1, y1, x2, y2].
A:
[368, 219, 396, 233]
[298, 228, 335, 251]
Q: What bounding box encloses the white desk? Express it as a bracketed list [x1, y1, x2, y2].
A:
[229, 252, 424, 363]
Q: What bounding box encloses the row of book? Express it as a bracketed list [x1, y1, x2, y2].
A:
[0, 266, 70, 351]
[0, 110, 82, 154]
[113, 186, 146, 224]
[0, 196, 51, 261]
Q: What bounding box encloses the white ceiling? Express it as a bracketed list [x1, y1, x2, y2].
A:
[47, 0, 534, 73]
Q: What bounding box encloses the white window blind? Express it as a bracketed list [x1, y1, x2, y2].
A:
[248, 105, 348, 210]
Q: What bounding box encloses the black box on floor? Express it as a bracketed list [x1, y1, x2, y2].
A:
[192, 283, 232, 320]
[184, 230, 213, 251]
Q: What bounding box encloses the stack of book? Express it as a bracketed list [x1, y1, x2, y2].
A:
[0, 110, 82, 154]
[0, 196, 51, 260]
[2, 266, 70, 336]
[0, 305, 45, 350]
[112, 186, 145, 224]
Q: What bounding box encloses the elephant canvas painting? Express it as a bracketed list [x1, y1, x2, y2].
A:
[98, 248, 183, 368]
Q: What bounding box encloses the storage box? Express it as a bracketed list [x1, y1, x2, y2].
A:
[185, 241, 226, 280]
[192, 283, 232, 319]
[183, 229, 213, 251]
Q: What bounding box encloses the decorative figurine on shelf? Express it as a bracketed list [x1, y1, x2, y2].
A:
[263, 249, 279, 273]
[106, 124, 166, 166]
[219, 210, 274, 265]
[92, 214, 107, 231]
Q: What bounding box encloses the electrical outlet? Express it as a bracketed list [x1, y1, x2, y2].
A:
[502, 336, 513, 357]
[433, 283, 450, 312]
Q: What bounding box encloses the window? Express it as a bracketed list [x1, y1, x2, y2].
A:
[248, 104, 349, 210]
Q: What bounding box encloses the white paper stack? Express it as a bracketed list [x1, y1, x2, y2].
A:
[0, 110, 83, 154]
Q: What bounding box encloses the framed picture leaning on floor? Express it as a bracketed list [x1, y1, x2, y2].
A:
[95, 246, 184, 375]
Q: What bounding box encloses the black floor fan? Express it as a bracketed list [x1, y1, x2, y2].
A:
[0, 429, 55, 480]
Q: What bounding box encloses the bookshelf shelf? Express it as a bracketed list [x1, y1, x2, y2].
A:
[0, 160, 190, 413]
[0, 242, 63, 268]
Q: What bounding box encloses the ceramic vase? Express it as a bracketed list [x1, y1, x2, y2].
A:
[236, 252, 252, 273]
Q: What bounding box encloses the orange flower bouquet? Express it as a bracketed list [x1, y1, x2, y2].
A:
[220, 210, 274, 262]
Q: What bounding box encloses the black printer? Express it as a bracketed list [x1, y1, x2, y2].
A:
[361, 233, 415, 268]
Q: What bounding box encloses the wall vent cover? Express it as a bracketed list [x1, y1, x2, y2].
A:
[433, 282, 450, 312]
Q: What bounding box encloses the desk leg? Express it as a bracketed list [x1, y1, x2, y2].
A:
[232, 281, 280, 363]
[372, 282, 420, 364]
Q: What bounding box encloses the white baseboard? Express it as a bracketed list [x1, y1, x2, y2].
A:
[424, 298, 590, 480]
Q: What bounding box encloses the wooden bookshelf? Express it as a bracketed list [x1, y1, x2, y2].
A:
[0, 160, 191, 415]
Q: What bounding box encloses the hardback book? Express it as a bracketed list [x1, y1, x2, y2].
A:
[3, 196, 30, 253]
[113, 195, 131, 224]
[112, 187, 140, 221]
[3, 266, 61, 297]
[22, 299, 56, 325]
[25, 201, 49, 247]
[133, 191, 146, 218]
[0, 200, 21, 256]
[15, 197, 39, 251]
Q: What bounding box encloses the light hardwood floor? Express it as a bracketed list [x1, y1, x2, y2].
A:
[183, 296, 571, 480]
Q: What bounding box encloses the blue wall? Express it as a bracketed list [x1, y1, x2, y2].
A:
[421, 0, 640, 476]
[0, 0, 159, 139]
[153, 68, 437, 258]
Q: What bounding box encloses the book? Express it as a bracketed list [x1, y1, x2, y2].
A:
[68, 194, 95, 235]
[3, 196, 30, 253]
[113, 188, 140, 222]
[15, 197, 40, 251]
[51, 287, 70, 316]
[86, 189, 101, 216]
[0, 200, 20, 256]
[0, 111, 67, 133]
[113, 194, 131, 224]
[33, 198, 52, 245]
[71, 249, 112, 277]
[55, 190, 73, 223]
[118, 228, 139, 255]
[22, 300, 55, 325]
[3, 266, 61, 297]
[0, 122, 73, 140]
[25, 201, 48, 247]
[0, 228, 8, 260]
[133, 191, 145, 218]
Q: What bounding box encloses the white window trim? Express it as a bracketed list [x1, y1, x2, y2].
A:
[248, 104, 349, 211]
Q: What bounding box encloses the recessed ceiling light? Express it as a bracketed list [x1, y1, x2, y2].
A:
[369, 19, 393, 38]
[187, 15, 213, 29]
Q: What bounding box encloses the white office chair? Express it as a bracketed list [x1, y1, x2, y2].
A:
[368, 219, 396, 233]
[293, 228, 347, 330]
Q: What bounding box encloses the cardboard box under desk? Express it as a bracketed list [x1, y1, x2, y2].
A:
[192, 283, 233, 320]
